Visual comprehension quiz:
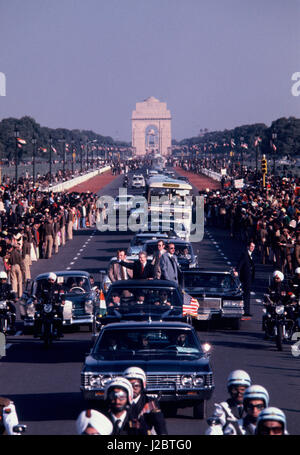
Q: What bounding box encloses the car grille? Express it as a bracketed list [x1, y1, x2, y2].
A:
[198, 298, 221, 310]
[147, 374, 181, 388]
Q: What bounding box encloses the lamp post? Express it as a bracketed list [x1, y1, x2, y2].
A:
[31, 135, 37, 186]
[79, 139, 83, 174]
[272, 132, 277, 175]
[49, 135, 53, 185]
[14, 126, 19, 185]
[255, 135, 260, 178]
[70, 138, 75, 175]
[240, 136, 244, 177]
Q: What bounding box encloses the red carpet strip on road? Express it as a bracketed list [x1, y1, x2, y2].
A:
[174, 167, 221, 191]
[67, 171, 118, 193]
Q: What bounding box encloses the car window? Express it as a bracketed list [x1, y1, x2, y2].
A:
[106, 286, 181, 311]
[184, 273, 237, 291]
[95, 328, 201, 357]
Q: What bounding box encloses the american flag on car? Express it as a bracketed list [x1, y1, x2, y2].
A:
[182, 293, 199, 317]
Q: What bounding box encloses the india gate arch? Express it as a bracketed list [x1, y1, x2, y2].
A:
[131, 97, 172, 156]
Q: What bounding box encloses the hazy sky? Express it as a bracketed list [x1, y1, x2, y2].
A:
[0, 0, 299, 141]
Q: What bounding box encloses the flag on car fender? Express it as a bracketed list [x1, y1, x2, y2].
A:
[182, 293, 199, 317]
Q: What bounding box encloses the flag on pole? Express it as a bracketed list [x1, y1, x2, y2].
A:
[254, 137, 262, 147]
[271, 142, 277, 151]
[182, 293, 199, 317]
[230, 139, 236, 147]
[17, 137, 26, 144]
[39, 147, 47, 153]
[241, 143, 248, 149]
[99, 289, 106, 309]
[51, 145, 57, 153]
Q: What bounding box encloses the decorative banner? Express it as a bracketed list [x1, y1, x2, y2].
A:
[234, 178, 244, 189]
[17, 137, 26, 144]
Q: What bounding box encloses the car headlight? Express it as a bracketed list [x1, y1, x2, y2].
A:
[0, 301, 7, 310]
[223, 300, 244, 307]
[100, 375, 113, 387]
[275, 305, 285, 315]
[90, 375, 102, 387]
[193, 375, 204, 386]
[85, 300, 93, 314]
[181, 375, 193, 387]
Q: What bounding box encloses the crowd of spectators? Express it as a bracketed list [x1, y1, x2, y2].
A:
[178, 158, 300, 276]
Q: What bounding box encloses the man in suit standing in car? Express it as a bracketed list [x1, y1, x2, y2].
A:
[109, 249, 133, 282]
[119, 251, 154, 280]
[160, 243, 181, 285]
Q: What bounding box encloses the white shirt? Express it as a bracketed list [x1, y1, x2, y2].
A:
[110, 410, 127, 429]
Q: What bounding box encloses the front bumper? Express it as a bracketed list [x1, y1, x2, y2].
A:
[195, 309, 244, 321]
[81, 387, 214, 402]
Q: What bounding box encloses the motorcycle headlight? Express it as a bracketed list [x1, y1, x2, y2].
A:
[181, 375, 193, 387]
[0, 301, 7, 310]
[193, 375, 204, 386]
[27, 303, 35, 318]
[262, 308, 267, 314]
[275, 305, 285, 315]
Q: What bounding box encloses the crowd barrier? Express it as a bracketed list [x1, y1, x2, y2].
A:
[200, 168, 222, 182]
[45, 166, 111, 192]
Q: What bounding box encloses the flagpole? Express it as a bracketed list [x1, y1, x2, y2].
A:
[14, 126, 19, 185]
[272, 132, 277, 175]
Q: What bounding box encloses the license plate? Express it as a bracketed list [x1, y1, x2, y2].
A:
[197, 314, 210, 320]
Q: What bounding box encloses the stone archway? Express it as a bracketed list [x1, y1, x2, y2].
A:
[131, 97, 171, 156]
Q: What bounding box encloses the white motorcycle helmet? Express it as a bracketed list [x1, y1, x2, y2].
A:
[123, 366, 147, 389]
[243, 385, 269, 408]
[104, 377, 133, 404]
[255, 407, 287, 434]
[273, 270, 284, 281]
[295, 267, 300, 275]
[227, 370, 251, 391]
[46, 272, 57, 282]
[0, 271, 8, 279]
[76, 409, 113, 435]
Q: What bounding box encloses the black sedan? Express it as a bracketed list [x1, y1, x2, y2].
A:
[80, 321, 214, 419]
[182, 269, 244, 329]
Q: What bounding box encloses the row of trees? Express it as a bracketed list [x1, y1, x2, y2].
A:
[178, 117, 300, 157]
[0, 116, 130, 162]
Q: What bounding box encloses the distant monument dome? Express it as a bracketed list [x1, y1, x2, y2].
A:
[131, 97, 172, 156]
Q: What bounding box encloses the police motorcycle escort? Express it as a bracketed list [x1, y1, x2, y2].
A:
[0, 271, 17, 335]
[0, 397, 27, 435]
[206, 370, 251, 435]
[262, 270, 300, 351]
[33, 272, 64, 346]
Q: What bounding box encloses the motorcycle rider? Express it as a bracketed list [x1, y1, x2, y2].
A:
[0, 271, 17, 334]
[0, 397, 24, 435]
[103, 377, 148, 435]
[236, 385, 270, 435]
[33, 272, 64, 338]
[205, 370, 252, 435]
[76, 409, 113, 435]
[255, 407, 288, 435]
[123, 366, 168, 435]
[263, 270, 289, 338]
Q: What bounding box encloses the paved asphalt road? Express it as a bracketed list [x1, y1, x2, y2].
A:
[0, 169, 299, 435]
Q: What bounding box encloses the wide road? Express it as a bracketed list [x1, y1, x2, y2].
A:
[0, 169, 299, 435]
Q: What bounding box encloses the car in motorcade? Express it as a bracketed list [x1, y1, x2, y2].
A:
[19, 270, 105, 331]
[182, 269, 244, 329]
[98, 279, 192, 325]
[80, 320, 214, 418]
[131, 174, 145, 189]
[144, 238, 198, 269]
[127, 232, 170, 256]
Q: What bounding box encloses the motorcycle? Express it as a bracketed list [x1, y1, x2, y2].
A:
[0, 300, 14, 334]
[262, 293, 300, 351]
[34, 300, 62, 347]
